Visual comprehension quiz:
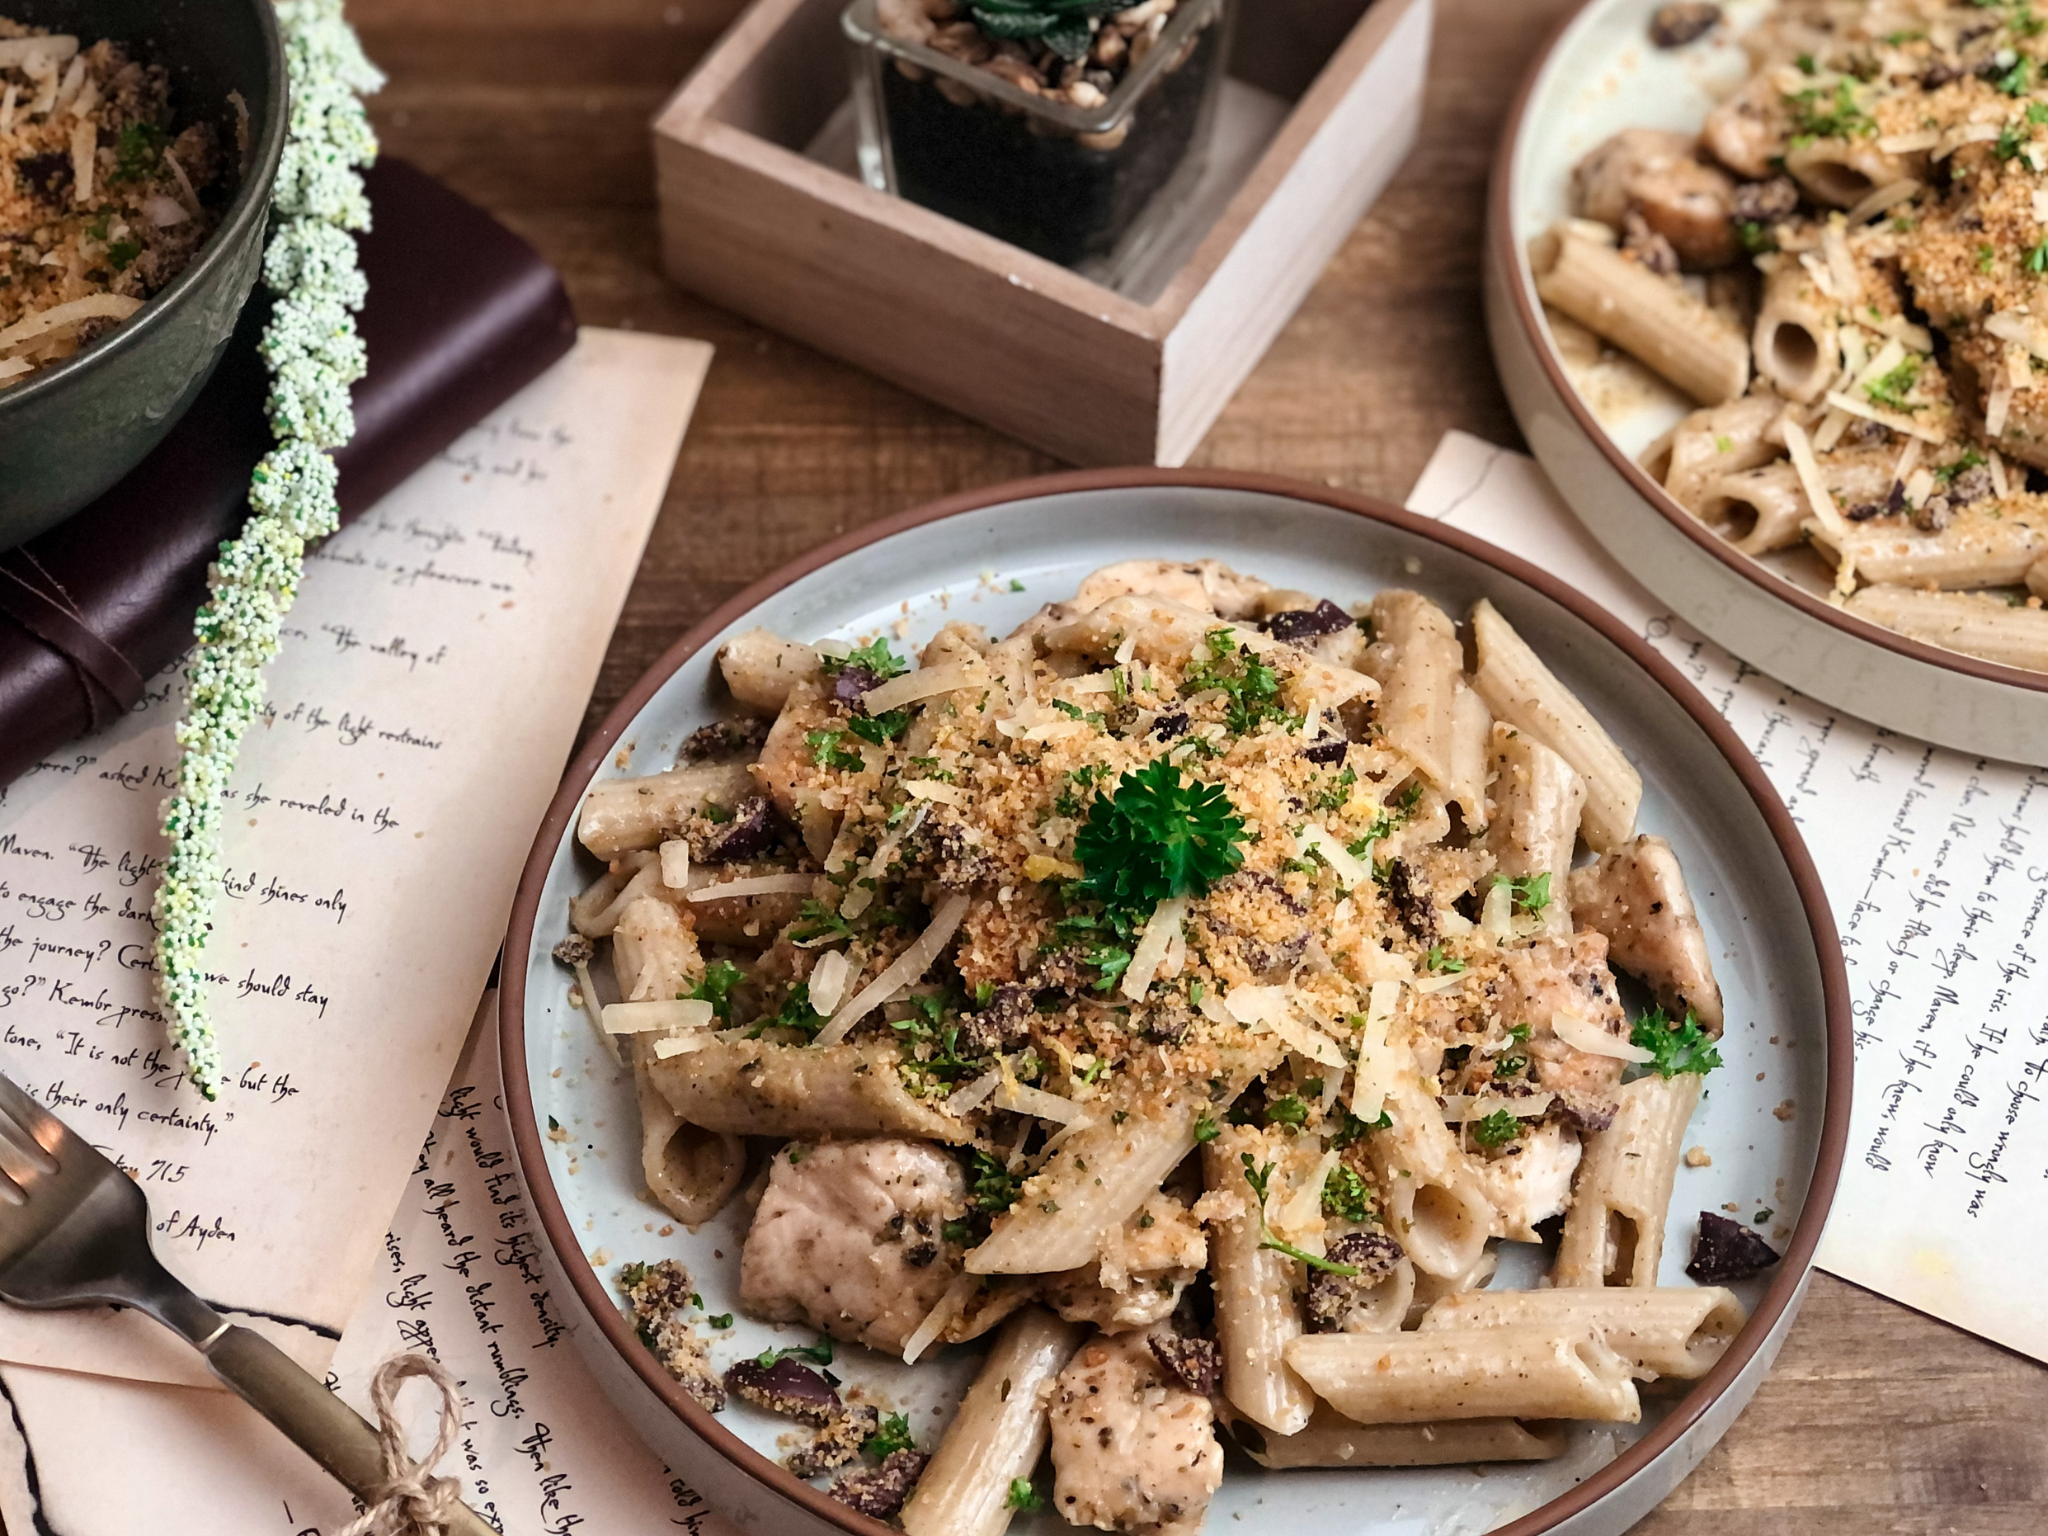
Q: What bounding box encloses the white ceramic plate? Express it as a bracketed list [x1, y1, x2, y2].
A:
[501, 472, 1850, 1536]
[1485, 0, 2048, 763]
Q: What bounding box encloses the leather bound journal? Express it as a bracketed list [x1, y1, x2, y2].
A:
[0, 158, 578, 787]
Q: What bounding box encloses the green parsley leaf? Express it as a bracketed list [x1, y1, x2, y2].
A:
[847, 708, 911, 744]
[1266, 1095, 1309, 1126]
[789, 899, 855, 946]
[1009, 577, 1027, 592]
[1934, 449, 1986, 485]
[708, 1313, 734, 1329]
[1193, 1111, 1220, 1144]
[109, 121, 164, 182]
[1050, 698, 1106, 725]
[1424, 944, 1466, 974]
[1321, 1163, 1375, 1222]
[806, 727, 867, 772]
[1006, 1478, 1043, 1512]
[864, 1412, 916, 1459]
[751, 980, 822, 1039]
[1329, 1099, 1391, 1147]
[1998, 53, 2034, 96]
[819, 637, 908, 681]
[1241, 1154, 1359, 1275]
[1864, 356, 1920, 411]
[617, 1261, 651, 1290]
[1630, 1007, 1724, 1077]
[686, 959, 746, 1022]
[1185, 628, 1299, 735]
[1735, 219, 1776, 255]
[1470, 1109, 1522, 1150]
[1073, 759, 1248, 915]
[1979, 243, 1998, 274]
[755, 1338, 834, 1369]
[1500, 872, 1552, 914]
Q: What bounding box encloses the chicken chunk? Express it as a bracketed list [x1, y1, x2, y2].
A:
[1567, 834, 1725, 1032]
[739, 1139, 967, 1355]
[1471, 1120, 1583, 1242]
[1049, 1330, 1223, 1536]
[1073, 558, 1269, 619]
[1041, 1194, 1207, 1333]
[1495, 933, 1631, 1128]
[1572, 127, 1739, 269]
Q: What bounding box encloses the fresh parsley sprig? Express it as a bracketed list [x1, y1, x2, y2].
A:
[1240, 1153, 1358, 1276]
[755, 1338, 835, 1369]
[820, 636, 908, 681]
[1499, 872, 1552, 915]
[1630, 1006, 1723, 1077]
[1470, 1108, 1522, 1150]
[1073, 759, 1248, 915]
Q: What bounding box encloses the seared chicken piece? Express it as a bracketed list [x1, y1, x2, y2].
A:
[1048, 1329, 1223, 1536]
[740, 1139, 966, 1355]
[1495, 932, 1632, 1128]
[1073, 558, 1270, 619]
[1573, 127, 1739, 269]
[1567, 834, 1725, 1032]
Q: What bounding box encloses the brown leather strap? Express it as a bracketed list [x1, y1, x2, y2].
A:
[0, 551, 148, 733]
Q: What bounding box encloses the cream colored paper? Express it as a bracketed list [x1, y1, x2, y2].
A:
[0, 327, 710, 1387]
[0, 997, 742, 1536]
[1408, 432, 2048, 1365]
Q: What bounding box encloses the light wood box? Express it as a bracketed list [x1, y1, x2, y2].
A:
[653, 0, 1431, 465]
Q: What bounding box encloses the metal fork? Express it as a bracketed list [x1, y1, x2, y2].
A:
[0, 1074, 494, 1535]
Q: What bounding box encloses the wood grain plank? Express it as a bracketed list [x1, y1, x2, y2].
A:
[331, 1, 2048, 1529]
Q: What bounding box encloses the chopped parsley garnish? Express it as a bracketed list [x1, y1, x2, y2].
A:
[617, 1261, 651, 1289]
[1241, 1154, 1358, 1275]
[1266, 1094, 1309, 1126]
[708, 1313, 733, 1329]
[1499, 872, 1552, 914]
[1073, 759, 1248, 916]
[864, 1412, 916, 1459]
[1050, 698, 1105, 725]
[1864, 356, 1919, 411]
[1755, 1207, 1775, 1223]
[968, 1149, 1024, 1221]
[1998, 52, 2034, 96]
[1314, 766, 1357, 812]
[1735, 219, 1775, 255]
[686, 959, 746, 1021]
[1631, 1006, 1723, 1077]
[107, 240, 141, 272]
[1470, 1108, 1522, 1150]
[109, 121, 164, 182]
[789, 899, 855, 945]
[1424, 945, 1467, 974]
[2029, 240, 2048, 276]
[1979, 243, 1998, 275]
[1934, 450, 1986, 485]
[1321, 1163, 1375, 1221]
[752, 980, 821, 1039]
[805, 727, 867, 772]
[1009, 577, 1027, 592]
[1193, 1110, 1220, 1144]
[819, 637, 907, 680]
[1785, 79, 1872, 146]
[755, 1338, 834, 1369]
[1006, 1478, 1043, 1512]
[1329, 1103, 1391, 1147]
[847, 708, 911, 744]
[1184, 628, 1300, 735]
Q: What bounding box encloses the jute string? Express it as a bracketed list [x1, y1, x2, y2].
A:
[335, 1354, 466, 1536]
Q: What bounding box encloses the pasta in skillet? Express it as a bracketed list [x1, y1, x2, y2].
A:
[562, 559, 1740, 1531]
[1536, 0, 2048, 672]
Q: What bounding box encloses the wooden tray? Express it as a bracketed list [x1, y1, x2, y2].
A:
[653, 0, 1431, 465]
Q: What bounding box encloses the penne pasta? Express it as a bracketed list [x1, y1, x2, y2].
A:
[1532, 222, 1750, 405]
[899, 1308, 1088, 1536]
[1698, 461, 1810, 555]
[1554, 1073, 1704, 1289]
[1204, 1128, 1316, 1436]
[576, 761, 755, 859]
[648, 1039, 974, 1141]
[1419, 1285, 1746, 1380]
[632, 1039, 747, 1225]
[1361, 590, 1464, 789]
[1470, 599, 1641, 851]
[1364, 1079, 1500, 1280]
[1231, 1404, 1567, 1468]
[1845, 586, 2048, 672]
[715, 626, 821, 713]
[1284, 1327, 1642, 1425]
[1808, 512, 2047, 591]
[1482, 723, 1585, 938]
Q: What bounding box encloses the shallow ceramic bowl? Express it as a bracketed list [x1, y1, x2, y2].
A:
[1485, 0, 2048, 763]
[0, 0, 287, 548]
[502, 471, 1850, 1536]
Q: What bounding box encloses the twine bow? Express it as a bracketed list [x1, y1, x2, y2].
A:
[336, 1354, 467, 1536]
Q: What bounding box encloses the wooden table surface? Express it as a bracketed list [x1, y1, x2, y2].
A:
[349, 0, 2047, 1530]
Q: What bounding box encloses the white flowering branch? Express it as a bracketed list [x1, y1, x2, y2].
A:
[153, 1, 383, 1097]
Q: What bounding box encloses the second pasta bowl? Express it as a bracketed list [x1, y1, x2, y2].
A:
[501, 470, 1849, 1536]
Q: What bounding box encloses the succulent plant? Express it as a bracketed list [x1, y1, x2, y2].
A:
[967, 0, 1129, 63]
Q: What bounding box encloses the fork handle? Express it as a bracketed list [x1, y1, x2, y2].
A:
[204, 1325, 498, 1536]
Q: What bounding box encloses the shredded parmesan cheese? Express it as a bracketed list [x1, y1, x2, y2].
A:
[943, 1067, 1001, 1118]
[1551, 1009, 1654, 1063]
[1820, 390, 1947, 444]
[903, 779, 967, 806]
[601, 999, 716, 1035]
[0, 293, 143, 354]
[1437, 1092, 1557, 1123]
[814, 892, 971, 1045]
[658, 839, 690, 890]
[688, 872, 816, 903]
[1989, 447, 2010, 499]
[808, 949, 852, 1015]
[994, 1078, 1086, 1124]
[861, 660, 988, 716]
[1296, 824, 1372, 889]
[1119, 896, 1187, 1002]
[902, 1273, 980, 1365]
[1843, 177, 1919, 226]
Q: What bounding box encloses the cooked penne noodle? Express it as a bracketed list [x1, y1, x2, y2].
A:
[1470, 599, 1642, 851]
[1808, 513, 2047, 590]
[1232, 1405, 1568, 1468]
[716, 626, 821, 713]
[1204, 1128, 1316, 1436]
[1365, 1080, 1500, 1280]
[1844, 586, 2048, 671]
[576, 761, 755, 858]
[1532, 222, 1750, 405]
[1662, 394, 1787, 511]
[633, 1039, 747, 1225]
[648, 1039, 973, 1141]
[610, 895, 702, 1003]
[1419, 1285, 1746, 1380]
[1482, 723, 1585, 938]
[1553, 1073, 1704, 1289]
[968, 1080, 1229, 1276]
[1783, 135, 1908, 211]
[1284, 1327, 1642, 1425]
[1445, 682, 1494, 830]
[1362, 590, 1464, 788]
[1698, 461, 1810, 554]
[900, 1308, 1088, 1536]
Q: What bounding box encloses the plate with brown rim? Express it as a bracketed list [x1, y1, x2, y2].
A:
[1486, 0, 2048, 764]
[500, 469, 1849, 1536]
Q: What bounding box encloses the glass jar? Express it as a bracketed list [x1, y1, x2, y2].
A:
[842, 0, 1236, 280]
